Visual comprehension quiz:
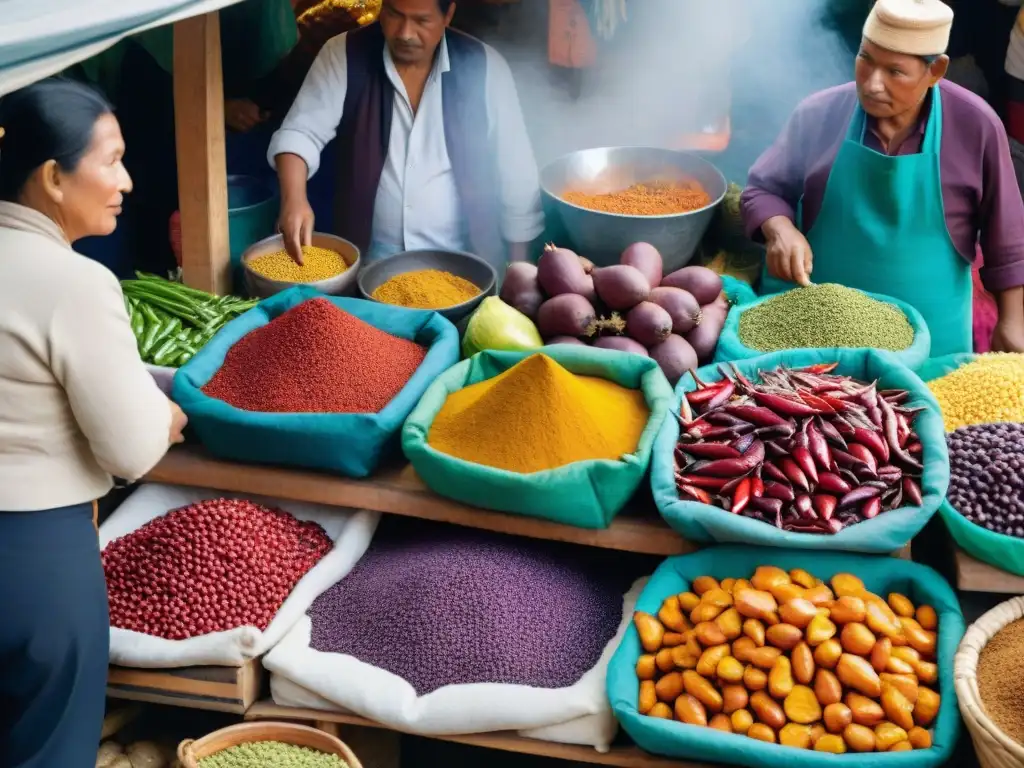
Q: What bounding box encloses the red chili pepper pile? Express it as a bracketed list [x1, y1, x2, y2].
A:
[674, 362, 925, 535]
[103, 498, 333, 639]
[203, 297, 428, 413]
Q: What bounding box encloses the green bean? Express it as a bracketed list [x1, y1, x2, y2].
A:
[151, 338, 182, 367]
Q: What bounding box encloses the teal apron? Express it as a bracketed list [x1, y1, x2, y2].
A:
[760, 87, 972, 357]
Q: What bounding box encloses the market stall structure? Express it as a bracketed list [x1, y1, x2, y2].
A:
[4, 4, 1024, 768]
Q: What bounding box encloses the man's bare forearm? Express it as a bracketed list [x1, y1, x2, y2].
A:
[996, 285, 1024, 327]
[275, 153, 310, 205]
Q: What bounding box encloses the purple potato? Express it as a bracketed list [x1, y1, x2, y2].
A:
[499, 262, 544, 320]
[649, 286, 702, 334]
[593, 335, 649, 357]
[620, 242, 663, 289]
[661, 265, 724, 305]
[593, 264, 650, 310]
[537, 244, 593, 298]
[685, 298, 728, 361]
[536, 294, 596, 338]
[648, 335, 698, 386]
[625, 301, 673, 347]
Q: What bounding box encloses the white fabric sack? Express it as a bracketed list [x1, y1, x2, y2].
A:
[263, 577, 646, 751]
[145, 363, 175, 397]
[269, 675, 615, 750]
[100, 483, 380, 668]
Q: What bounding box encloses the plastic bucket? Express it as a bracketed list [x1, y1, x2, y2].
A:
[227, 175, 278, 287]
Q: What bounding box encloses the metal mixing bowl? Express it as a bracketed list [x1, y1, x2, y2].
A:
[240, 232, 361, 299]
[357, 248, 497, 323]
[540, 146, 728, 271]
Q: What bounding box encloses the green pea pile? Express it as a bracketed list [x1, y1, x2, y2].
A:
[738, 283, 915, 352]
[198, 741, 348, 767]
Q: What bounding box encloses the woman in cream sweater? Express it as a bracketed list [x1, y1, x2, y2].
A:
[0, 79, 186, 766]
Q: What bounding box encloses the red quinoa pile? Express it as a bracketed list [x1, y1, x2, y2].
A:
[203, 297, 427, 413]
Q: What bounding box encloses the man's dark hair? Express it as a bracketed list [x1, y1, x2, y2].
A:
[438, 0, 454, 12]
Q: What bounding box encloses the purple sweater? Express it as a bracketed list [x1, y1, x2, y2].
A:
[741, 80, 1024, 293]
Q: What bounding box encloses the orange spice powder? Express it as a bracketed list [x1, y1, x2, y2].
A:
[562, 180, 711, 216]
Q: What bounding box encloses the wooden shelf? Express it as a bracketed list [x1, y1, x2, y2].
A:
[146, 448, 695, 556]
[244, 701, 715, 768]
[954, 548, 1024, 595]
[107, 659, 261, 714]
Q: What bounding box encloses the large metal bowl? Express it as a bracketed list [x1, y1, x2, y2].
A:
[358, 249, 497, 324]
[241, 232, 361, 299]
[541, 147, 727, 271]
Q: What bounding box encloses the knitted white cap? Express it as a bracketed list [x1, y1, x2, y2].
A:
[863, 0, 954, 56]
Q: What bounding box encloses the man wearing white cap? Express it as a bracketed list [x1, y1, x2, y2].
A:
[741, 0, 1024, 356]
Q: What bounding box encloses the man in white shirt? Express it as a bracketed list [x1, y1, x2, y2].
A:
[269, 0, 545, 271]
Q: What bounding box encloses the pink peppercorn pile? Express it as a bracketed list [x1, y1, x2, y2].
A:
[103, 498, 333, 640]
[202, 297, 428, 413]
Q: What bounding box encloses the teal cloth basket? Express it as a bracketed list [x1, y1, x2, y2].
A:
[721, 274, 757, 307]
[918, 353, 1024, 577]
[402, 346, 674, 529]
[173, 286, 460, 478]
[607, 546, 964, 768]
[713, 289, 931, 370]
[650, 348, 949, 552]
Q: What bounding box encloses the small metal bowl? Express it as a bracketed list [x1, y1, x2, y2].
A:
[357, 249, 497, 323]
[240, 232, 361, 299]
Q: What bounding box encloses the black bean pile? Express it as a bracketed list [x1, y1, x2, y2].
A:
[307, 522, 633, 695]
[948, 422, 1024, 539]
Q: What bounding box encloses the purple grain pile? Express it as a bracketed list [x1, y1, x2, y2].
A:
[308, 524, 631, 695]
[948, 422, 1024, 538]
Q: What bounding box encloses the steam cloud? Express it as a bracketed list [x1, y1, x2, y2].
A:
[474, 0, 860, 178]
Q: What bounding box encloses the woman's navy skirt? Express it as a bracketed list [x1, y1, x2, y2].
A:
[0, 502, 109, 767]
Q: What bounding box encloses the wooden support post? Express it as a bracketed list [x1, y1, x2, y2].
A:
[173, 13, 230, 294]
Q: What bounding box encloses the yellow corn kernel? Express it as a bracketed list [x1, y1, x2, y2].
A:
[248, 246, 348, 283]
[928, 354, 1024, 432]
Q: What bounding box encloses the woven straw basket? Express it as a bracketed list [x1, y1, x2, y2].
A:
[954, 596, 1024, 768]
[177, 721, 363, 768]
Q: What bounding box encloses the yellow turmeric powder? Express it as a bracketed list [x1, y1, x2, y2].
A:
[928, 353, 1024, 432]
[427, 353, 649, 473]
[372, 269, 480, 310]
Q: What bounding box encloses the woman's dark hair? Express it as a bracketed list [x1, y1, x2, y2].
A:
[0, 77, 112, 201]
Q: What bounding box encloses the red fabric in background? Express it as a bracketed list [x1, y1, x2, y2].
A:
[973, 245, 998, 353]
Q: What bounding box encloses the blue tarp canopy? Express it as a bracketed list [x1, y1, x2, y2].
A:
[0, 0, 247, 96]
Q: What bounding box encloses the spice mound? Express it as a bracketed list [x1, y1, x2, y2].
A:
[948, 422, 1024, 539]
[676, 363, 925, 535]
[248, 246, 349, 283]
[308, 522, 630, 695]
[103, 498, 332, 639]
[371, 268, 481, 310]
[928, 353, 1024, 432]
[202, 297, 427, 413]
[199, 741, 348, 767]
[634, 567, 942, 753]
[427, 353, 649, 473]
[738, 284, 915, 352]
[978, 618, 1024, 746]
[562, 180, 711, 216]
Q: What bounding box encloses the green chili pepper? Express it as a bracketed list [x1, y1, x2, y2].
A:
[175, 351, 193, 367]
[152, 338, 182, 367]
[131, 311, 146, 339]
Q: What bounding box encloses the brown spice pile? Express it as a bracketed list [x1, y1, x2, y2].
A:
[562, 180, 711, 216]
[977, 617, 1024, 745]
